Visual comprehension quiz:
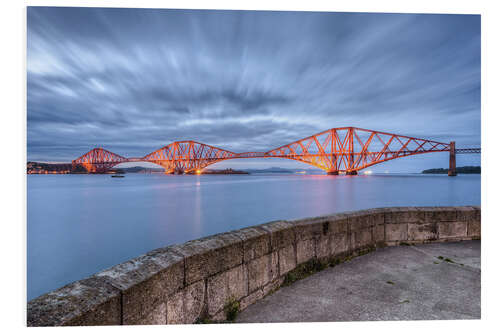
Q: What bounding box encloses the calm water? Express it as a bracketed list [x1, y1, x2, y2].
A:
[27, 173, 480, 300]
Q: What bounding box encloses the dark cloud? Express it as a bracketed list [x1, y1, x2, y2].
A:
[27, 7, 480, 171]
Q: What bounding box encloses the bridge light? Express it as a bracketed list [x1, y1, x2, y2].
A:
[196, 169, 201, 174]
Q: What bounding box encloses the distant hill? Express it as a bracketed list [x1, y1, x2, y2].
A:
[242, 167, 294, 173]
[422, 166, 480, 174]
[241, 167, 323, 174]
[113, 166, 164, 173]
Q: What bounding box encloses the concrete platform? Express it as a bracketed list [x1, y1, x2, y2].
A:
[236, 241, 480, 323]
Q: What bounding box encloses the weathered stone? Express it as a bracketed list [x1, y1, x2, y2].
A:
[456, 206, 477, 222]
[291, 218, 323, 241]
[166, 291, 184, 324]
[296, 238, 315, 264]
[373, 224, 385, 243]
[233, 226, 271, 263]
[363, 208, 386, 225]
[27, 276, 121, 327]
[385, 223, 408, 242]
[183, 280, 206, 324]
[260, 220, 295, 250]
[424, 207, 457, 222]
[262, 276, 285, 296]
[96, 246, 184, 325]
[134, 302, 166, 325]
[240, 289, 264, 311]
[468, 220, 481, 237]
[385, 207, 426, 224]
[351, 228, 373, 250]
[279, 244, 296, 275]
[438, 221, 467, 239]
[207, 265, 248, 316]
[348, 212, 374, 231]
[315, 234, 331, 259]
[470, 206, 481, 223]
[247, 252, 278, 293]
[331, 232, 350, 256]
[325, 213, 350, 234]
[408, 222, 438, 241]
[171, 232, 243, 284]
[211, 310, 227, 322]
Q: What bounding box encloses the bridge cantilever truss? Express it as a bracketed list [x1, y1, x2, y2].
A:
[72, 127, 480, 176]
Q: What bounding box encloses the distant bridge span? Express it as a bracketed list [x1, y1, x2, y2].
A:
[72, 127, 480, 176]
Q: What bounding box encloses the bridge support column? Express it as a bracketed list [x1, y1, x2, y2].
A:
[327, 171, 339, 175]
[346, 170, 358, 175]
[448, 141, 457, 177]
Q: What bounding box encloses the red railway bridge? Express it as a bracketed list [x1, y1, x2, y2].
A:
[72, 127, 480, 176]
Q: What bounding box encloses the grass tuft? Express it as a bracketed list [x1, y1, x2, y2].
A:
[224, 296, 240, 322]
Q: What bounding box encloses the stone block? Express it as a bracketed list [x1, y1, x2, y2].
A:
[27, 276, 121, 327]
[373, 224, 385, 243]
[247, 252, 278, 293]
[134, 302, 166, 325]
[385, 223, 408, 242]
[296, 238, 315, 264]
[95, 246, 184, 325]
[385, 207, 425, 224]
[351, 228, 373, 250]
[166, 291, 184, 324]
[279, 244, 296, 275]
[262, 276, 285, 296]
[206, 265, 248, 316]
[240, 289, 264, 311]
[172, 231, 243, 284]
[323, 213, 350, 234]
[456, 206, 477, 222]
[315, 234, 331, 259]
[233, 226, 271, 263]
[331, 232, 349, 256]
[183, 280, 206, 324]
[260, 220, 295, 250]
[363, 208, 386, 225]
[211, 310, 227, 322]
[291, 218, 323, 241]
[408, 222, 438, 241]
[438, 221, 467, 239]
[424, 207, 457, 222]
[348, 213, 374, 231]
[468, 220, 481, 237]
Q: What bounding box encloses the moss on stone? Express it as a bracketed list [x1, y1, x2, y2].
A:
[223, 296, 240, 322]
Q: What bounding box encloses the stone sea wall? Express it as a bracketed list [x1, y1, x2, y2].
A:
[27, 206, 481, 326]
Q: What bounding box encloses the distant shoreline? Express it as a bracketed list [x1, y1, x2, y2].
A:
[422, 166, 480, 174]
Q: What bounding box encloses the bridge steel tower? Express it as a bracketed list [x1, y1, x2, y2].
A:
[448, 141, 457, 176]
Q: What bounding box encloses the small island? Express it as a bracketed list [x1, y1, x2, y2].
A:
[201, 168, 249, 175]
[422, 166, 480, 174]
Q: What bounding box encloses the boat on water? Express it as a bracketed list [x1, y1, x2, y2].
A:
[111, 175, 125, 178]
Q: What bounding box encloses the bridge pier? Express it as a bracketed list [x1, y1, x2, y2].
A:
[448, 141, 457, 177]
[346, 171, 358, 175]
[327, 171, 339, 175]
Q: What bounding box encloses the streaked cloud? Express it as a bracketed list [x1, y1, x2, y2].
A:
[27, 8, 480, 171]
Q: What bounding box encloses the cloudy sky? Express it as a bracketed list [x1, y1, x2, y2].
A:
[27, 7, 480, 171]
